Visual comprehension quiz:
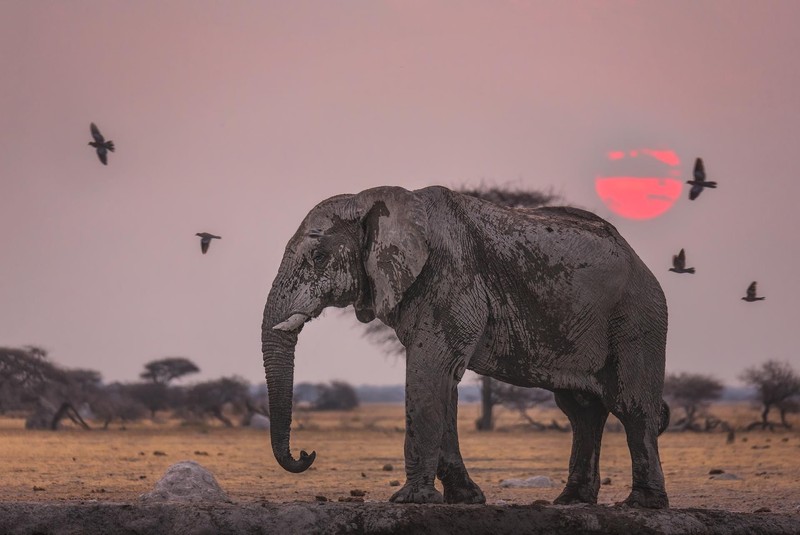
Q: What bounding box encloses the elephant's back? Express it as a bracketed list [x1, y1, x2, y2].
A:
[520, 206, 627, 247]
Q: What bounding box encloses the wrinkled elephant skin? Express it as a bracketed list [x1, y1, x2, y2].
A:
[261, 186, 670, 508]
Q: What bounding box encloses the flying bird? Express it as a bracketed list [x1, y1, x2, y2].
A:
[196, 232, 221, 254]
[668, 248, 695, 274]
[88, 123, 115, 165]
[687, 157, 717, 200]
[741, 281, 765, 302]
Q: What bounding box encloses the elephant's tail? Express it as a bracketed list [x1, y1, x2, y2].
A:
[658, 401, 671, 435]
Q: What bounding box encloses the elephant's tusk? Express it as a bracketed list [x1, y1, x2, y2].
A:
[272, 313, 309, 332]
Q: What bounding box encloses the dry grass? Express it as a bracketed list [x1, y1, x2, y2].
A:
[0, 403, 798, 513]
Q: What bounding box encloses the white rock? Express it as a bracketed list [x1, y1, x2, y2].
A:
[141, 461, 230, 503]
[499, 476, 554, 488]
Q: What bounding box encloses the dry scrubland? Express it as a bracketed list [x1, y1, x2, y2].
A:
[0, 403, 798, 513]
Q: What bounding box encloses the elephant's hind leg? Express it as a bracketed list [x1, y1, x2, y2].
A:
[615, 409, 669, 508]
[609, 301, 669, 508]
[437, 385, 485, 504]
[553, 390, 608, 505]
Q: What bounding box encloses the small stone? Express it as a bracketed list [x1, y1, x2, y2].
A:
[782, 437, 789, 442]
[382, 464, 394, 471]
[389, 480, 401, 487]
[754, 506, 771, 513]
[194, 451, 209, 456]
[361, 472, 367, 478]
[500, 476, 554, 488]
[139, 475, 147, 479]
[601, 477, 612, 485]
[708, 469, 725, 475]
[153, 451, 167, 456]
[315, 495, 328, 502]
[350, 489, 367, 497]
[139, 452, 145, 456]
[32, 486, 45, 492]
[531, 499, 550, 506]
[710, 473, 742, 480]
[742, 437, 748, 442]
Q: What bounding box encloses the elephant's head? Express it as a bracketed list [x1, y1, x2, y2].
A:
[261, 186, 429, 472]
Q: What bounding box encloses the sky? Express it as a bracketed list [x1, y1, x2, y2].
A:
[2, 1, 799, 387]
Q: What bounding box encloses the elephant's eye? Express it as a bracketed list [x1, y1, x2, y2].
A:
[312, 250, 329, 267]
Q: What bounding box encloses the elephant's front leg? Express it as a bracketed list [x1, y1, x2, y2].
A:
[389, 361, 449, 503]
[390, 329, 479, 504]
[437, 384, 486, 504]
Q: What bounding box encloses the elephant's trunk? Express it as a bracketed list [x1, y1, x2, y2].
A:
[261, 294, 316, 473]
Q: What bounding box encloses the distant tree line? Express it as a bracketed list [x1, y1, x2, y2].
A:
[293, 381, 360, 411]
[661, 360, 800, 432]
[0, 346, 365, 431]
[2, 343, 796, 433]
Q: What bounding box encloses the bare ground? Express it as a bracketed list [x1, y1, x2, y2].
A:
[0, 404, 798, 533]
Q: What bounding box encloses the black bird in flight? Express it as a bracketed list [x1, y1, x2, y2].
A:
[687, 157, 717, 200]
[669, 248, 695, 274]
[741, 281, 766, 302]
[88, 123, 115, 165]
[196, 233, 221, 254]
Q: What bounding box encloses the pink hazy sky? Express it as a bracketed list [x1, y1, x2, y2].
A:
[2, 1, 799, 386]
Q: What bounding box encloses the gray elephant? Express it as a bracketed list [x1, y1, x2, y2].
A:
[261, 185, 670, 508]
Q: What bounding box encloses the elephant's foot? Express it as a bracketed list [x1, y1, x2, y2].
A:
[619, 487, 669, 509]
[389, 482, 444, 504]
[442, 478, 485, 504]
[553, 484, 598, 505]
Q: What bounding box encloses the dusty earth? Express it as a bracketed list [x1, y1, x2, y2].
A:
[0, 403, 798, 533]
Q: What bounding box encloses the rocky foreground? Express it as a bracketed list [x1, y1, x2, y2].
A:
[0, 501, 798, 535]
[4, 461, 795, 534]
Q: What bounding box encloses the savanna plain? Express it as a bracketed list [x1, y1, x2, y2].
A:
[0, 404, 798, 513]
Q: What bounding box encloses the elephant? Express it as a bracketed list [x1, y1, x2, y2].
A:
[261, 185, 670, 508]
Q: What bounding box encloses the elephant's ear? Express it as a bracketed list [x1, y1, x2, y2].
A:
[354, 187, 429, 323]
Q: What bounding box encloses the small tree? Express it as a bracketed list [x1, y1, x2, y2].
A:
[183, 377, 251, 427]
[90, 382, 147, 428]
[313, 381, 359, 411]
[776, 397, 800, 429]
[492, 382, 558, 430]
[125, 382, 173, 419]
[663, 372, 724, 431]
[293, 382, 322, 406]
[140, 357, 200, 385]
[0, 346, 64, 413]
[739, 360, 800, 430]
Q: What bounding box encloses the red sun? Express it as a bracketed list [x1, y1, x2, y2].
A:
[595, 149, 683, 220]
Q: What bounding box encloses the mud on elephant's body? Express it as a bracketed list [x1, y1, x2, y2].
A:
[262, 185, 670, 508]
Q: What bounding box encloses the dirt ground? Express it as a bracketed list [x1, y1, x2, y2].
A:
[0, 403, 798, 514]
